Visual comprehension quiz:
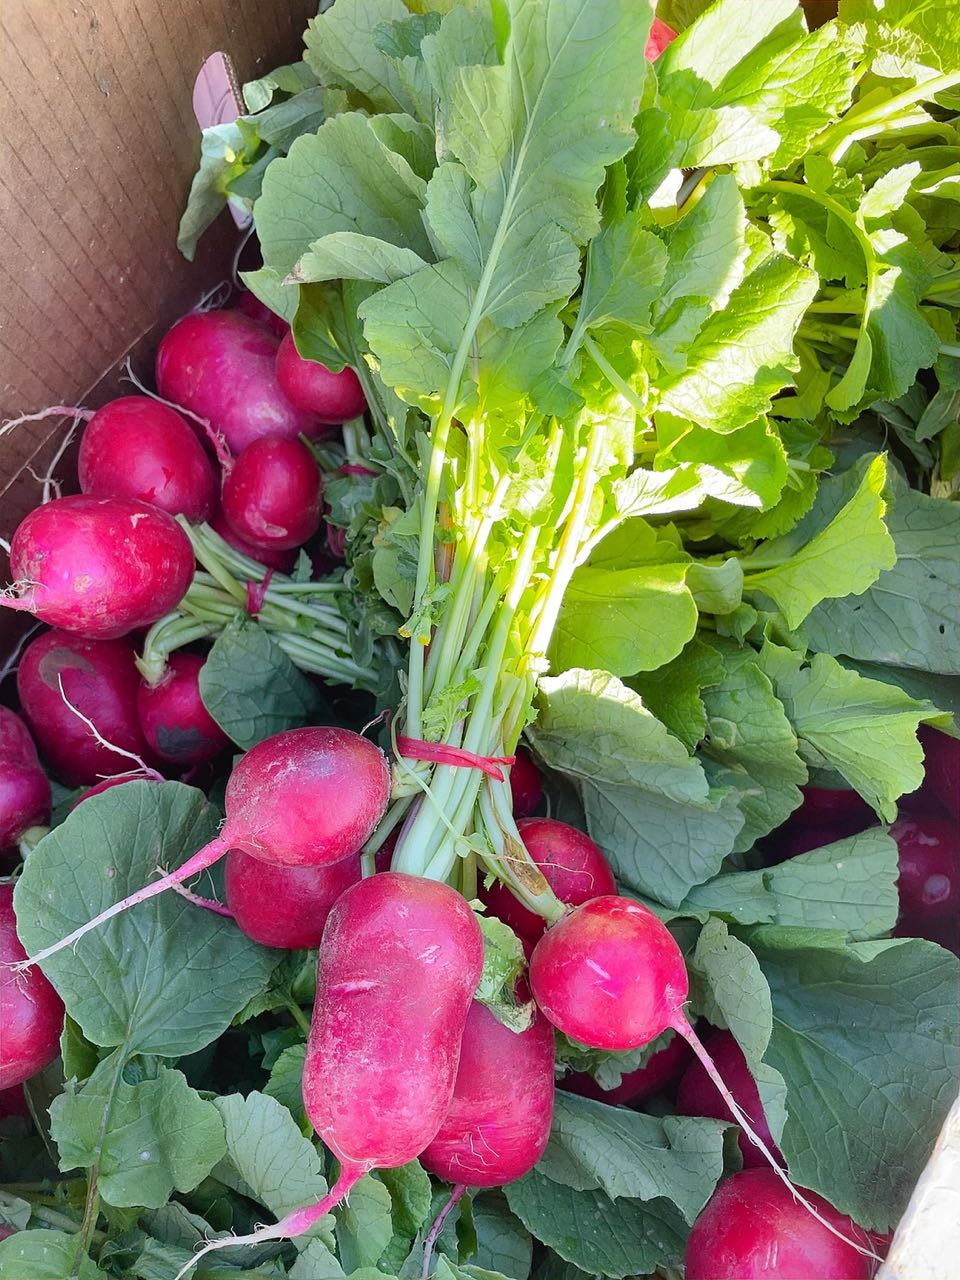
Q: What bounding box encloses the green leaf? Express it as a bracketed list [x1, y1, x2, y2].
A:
[336, 1175, 393, 1272]
[177, 123, 249, 261]
[470, 1196, 532, 1280]
[304, 0, 427, 117]
[50, 1058, 225, 1209]
[200, 619, 321, 750]
[571, 214, 668, 346]
[629, 639, 724, 751]
[742, 454, 896, 629]
[658, 255, 819, 433]
[753, 931, 960, 1230]
[243, 60, 319, 113]
[293, 233, 428, 285]
[0, 1231, 105, 1279]
[474, 914, 532, 1032]
[376, 1163, 432, 1243]
[264, 1044, 308, 1133]
[656, 414, 788, 510]
[14, 782, 275, 1056]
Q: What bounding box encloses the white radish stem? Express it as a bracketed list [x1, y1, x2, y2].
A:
[421, 1183, 466, 1280]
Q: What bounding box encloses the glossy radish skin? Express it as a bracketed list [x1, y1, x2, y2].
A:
[72, 775, 155, 809]
[684, 1169, 873, 1280]
[136, 653, 229, 765]
[304, 872, 485, 1171]
[677, 1030, 783, 1168]
[156, 311, 320, 452]
[482, 819, 616, 943]
[0, 708, 42, 767]
[420, 999, 555, 1187]
[225, 848, 361, 949]
[209, 507, 297, 573]
[235, 291, 290, 337]
[3, 496, 194, 639]
[276, 331, 366, 425]
[0, 883, 64, 1089]
[0, 709, 51, 848]
[78, 396, 217, 521]
[920, 726, 960, 820]
[510, 748, 542, 818]
[562, 1032, 691, 1106]
[222, 437, 322, 551]
[892, 815, 960, 946]
[17, 631, 156, 786]
[644, 15, 676, 59]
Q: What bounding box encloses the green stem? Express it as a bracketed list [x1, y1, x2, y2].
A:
[583, 335, 646, 413]
[285, 998, 312, 1038]
[823, 70, 960, 162]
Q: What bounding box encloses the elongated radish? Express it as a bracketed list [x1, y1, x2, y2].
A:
[17, 631, 157, 786]
[221, 437, 322, 551]
[420, 998, 555, 1187]
[677, 1029, 783, 1168]
[78, 396, 217, 521]
[224, 847, 361, 949]
[136, 653, 230, 765]
[1, 496, 194, 639]
[15, 727, 390, 971]
[275, 331, 366, 425]
[0, 883, 63, 1089]
[0, 709, 51, 849]
[174, 872, 483, 1277]
[561, 1031, 691, 1106]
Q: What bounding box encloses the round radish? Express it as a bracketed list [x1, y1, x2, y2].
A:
[0, 883, 64, 1090]
[17, 631, 156, 786]
[221, 437, 322, 551]
[208, 507, 297, 573]
[420, 998, 555, 1187]
[0, 708, 42, 766]
[136, 653, 229, 765]
[677, 1029, 783, 1168]
[644, 15, 676, 60]
[684, 1169, 873, 1280]
[561, 1032, 691, 1106]
[794, 785, 872, 828]
[766, 823, 845, 864]
[0, 709, 51, 850]
[71, 775, 156, 809]
[78, 396, 217, 521]
[892, 815, 959, 947]
[275, 331, 366, 425]
[0, 1084, 30, 1119]
[920, 726, 960, 821]
[235, 291, 290, 337]
[481, 818, 616, 944]
[510, 748, 542, 818]
[224, 848, 361, 949]
[2, 495, 194, 639]
[156, 311, 320, 452]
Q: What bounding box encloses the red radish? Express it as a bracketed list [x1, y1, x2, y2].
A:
[136, 653, 229, 765]
[891, 815, 960, 947]
[766, 823, 844, 864]
[677, 1030, 783, 1168]
[920, 726, 960, 821]
[794, 785, 873, 829]
[71, 775, 157, 809]
[156, 311, 321, 452]
[221, 437, 322, 551]
[684, 1169, 874, 1280]
[235, 291, 290, 337]
[173, 872, 484, 1277]
[1, 496, 194, 639]
[0, 1226, 15, 1241]
[0, 709, 51, 849]
[374, 829, 398, 874]
[17, 631, 156, 786]
[224, 848, 361, 949]
[510, 748, 542, 818]
[0, 883, 64, 1090]
[17, 727, 390, 970]
[0, 1084, 30, 1119]
[208, 507, 297, 573]
[481, 818, 616, 943]
[644, 15, 676, 60]
[420, 998, 555, 1187]
[275, 331, 366, 425]
[0, 708, 42, 766]
[561, 1032, 691, 1106]
[78, 396, 217, 521]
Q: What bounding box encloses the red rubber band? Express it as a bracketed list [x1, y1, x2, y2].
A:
[245, 569, 274, 618]
[396, 735, 516, 782]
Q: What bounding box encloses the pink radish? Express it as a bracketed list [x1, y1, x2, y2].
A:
[71, 775, 158, 809]
[174, 872, 484, 1277]
[684, 1169, 873, 1280]
[0, 883, 64, 1090]
[16, 727, 390, 971]
[676, 1029, 783, 1168]
[136, 653, 229, 765]
[78, 396, 217, 521]
[156, 311, 320, 453]
[510, 748, 542, 818]
[208, 507, 297, 573]
[221, 437, 322, 551]
[17, 631, 157, 786]
[561, 1032, 691, 1106]
[644, 15, 676, 60]
[224, 848, 361, 949]
[481, 818, 616, 943]
[0, 709, 51, 849]
[891, 815, 959, 950]
[1, 496, 194, 639]
[235, 291, 290, 337]
[275, 331, 366, 425]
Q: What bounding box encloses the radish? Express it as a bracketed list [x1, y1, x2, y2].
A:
[644, 15, 676, 60]
[221, 437, 322, 551]
[1, 496, 194, 639]
[891, 815, 959, 949]
[0, 1084, 30, 1119]
[684, 1169, 874, 1280]
[16, 727, 390, 970]
[0, 883, 64, 1090]
[72, 775, 158, 808]
[919, 726, 960, 821]
[510, 747, 542, 818]
[0, 709, 51, 850]
[235, 290, 290, 337]
[676, 1029, 783, 1168]
[174, 872, 484, 1277]
[481, 818, 616, 943]
[155, 311, 321, 453]
[561, 1031, 691, 1106]
[208, 507, 298, 573]
[78, 396, 217, 521]
[224, 848, 361, 949]
[275, 331, 366, 425]
[17, 631, 157, 786]
[136, 653, 230, 765]
[420, 997, 555, 1188]
[766, 823, 845, 864]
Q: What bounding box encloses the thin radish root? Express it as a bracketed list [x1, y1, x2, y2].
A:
[120, 358, 234, 473]
[421, 1183, 466, 1280]
[170, 881, 233, 918]
[194, 279, 232, 313]
[669, 1016, 881, 1265]
[172, 1163, 364, 1280]
[0, 624, 41, 689]
[0, 406, 94, 440]
[56, 676, 163, 781]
